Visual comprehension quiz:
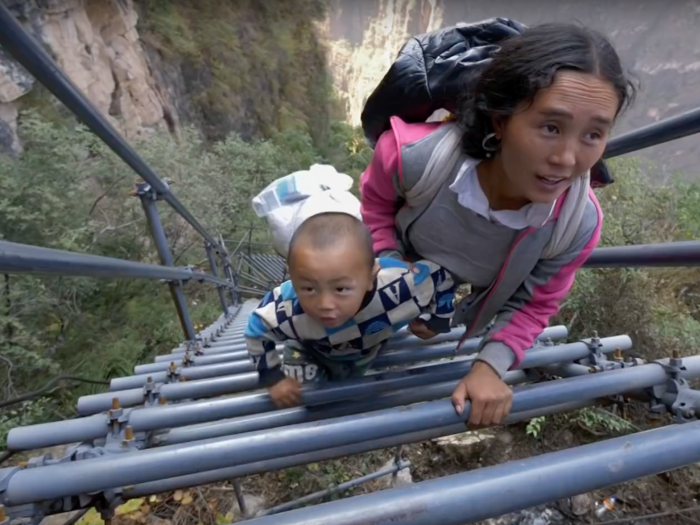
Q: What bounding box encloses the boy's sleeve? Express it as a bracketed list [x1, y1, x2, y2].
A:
[412, 261, 456, 334]
[245, 291, 287, 387]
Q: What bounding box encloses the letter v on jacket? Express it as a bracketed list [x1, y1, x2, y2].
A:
[359, 116, 602, 378]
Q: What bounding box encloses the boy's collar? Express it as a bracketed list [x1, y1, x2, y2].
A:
[357, 276, 378, 314]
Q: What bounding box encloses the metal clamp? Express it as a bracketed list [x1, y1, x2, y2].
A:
[670, 388, 700, 422]
[107, 398, 126, 437]
[649, 353, 699, 423]
[131, 180, 170, 201]
[165, 362, 180, 383]
[143, 376, 157, 405]
[582, 332, 606, 367]
[0, 467, 20, 497]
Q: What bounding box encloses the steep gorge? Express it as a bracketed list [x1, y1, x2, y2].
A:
[322, 0, 700, 178]
[0, 0, 331, 154]
[3, 1, 700, 177]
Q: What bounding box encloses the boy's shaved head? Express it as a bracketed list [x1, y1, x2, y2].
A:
[288, 213, 374, 269]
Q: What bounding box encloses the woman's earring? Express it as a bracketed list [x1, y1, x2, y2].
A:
[482, 132, 500, 158]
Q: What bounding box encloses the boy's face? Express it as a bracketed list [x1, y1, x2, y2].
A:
[289, 239, 376, 329]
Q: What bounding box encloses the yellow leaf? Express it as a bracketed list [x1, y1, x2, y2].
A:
[76, 508, 105, 525]
[308, 463, 319, 471]
[173, 490, 184, 502]
[115, 499, 145, 515]
[181, 494, 193, 505]
[215, 512, 234, 525]
[149, 495, 159, 503]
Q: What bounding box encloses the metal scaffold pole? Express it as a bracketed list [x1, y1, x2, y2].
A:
[244, 420, 700, 525]
[137, 185, 196, 341]
[206, 243, 230, 315]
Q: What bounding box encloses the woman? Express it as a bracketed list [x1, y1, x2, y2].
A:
[359, 23, 636, 427]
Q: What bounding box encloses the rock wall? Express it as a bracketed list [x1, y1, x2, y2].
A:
[323, 0, 700, 178]
[0, 0, 173, 154]
[0, 0, 331, 154]
[321, 0, 444, 126]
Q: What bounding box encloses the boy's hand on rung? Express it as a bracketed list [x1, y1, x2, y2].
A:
[408, 319, 437, 340]
[268, 377, 302, 408]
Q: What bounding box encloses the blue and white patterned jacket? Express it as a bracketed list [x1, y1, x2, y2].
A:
[245, 258, 455, 386]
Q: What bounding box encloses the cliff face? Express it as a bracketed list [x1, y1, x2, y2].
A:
[0, 0, 170, 154]
[4, 0, 699, 177]
[323, 0, 700, 178]
[321, 0, 444, 127]
[0, 0, 330, 154]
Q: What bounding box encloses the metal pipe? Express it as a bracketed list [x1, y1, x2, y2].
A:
[139, 193, 196, 341]
[153, 371, 528, 447]
[154, 344, 248, 362]
[375, 325, 568, 367]
[211, 334, 247, 343]
[222, 258, 238, 306]
[118, 334, 627, 408]
[0, 3, 227, 255]
[206, 244, 229, 314]
[109, 359, 255, 392]
[125, 399, 595, 498]
[77, 373, 260, 415]
[0, 241, 229, 286]
[604, 106, 700, 159]
[306, 337, 631, 408]
[252, 255, 280, 279]
[155, 324, 566, 362]
[254, 258, 280, 282]
[238, 285, 266, 296]
[154, 343, 248, 361]
[232, 479, 249, 518]
[6, 358, 686, 505]
[245, 420, 700, 525]
[134, 350, 252, 374]
[215, 328, 247, 337]
[586, 241, 700, 268]
[240, 272, 270, 288]
[216, 329, 247, 337]
[544, 363, 594, 378]
[241, 264, 273, 286]
[259, 460, 412, 517]
[211, 331, 246, 342]
[151, 324, 572, 376]
[244, 256, 278, 284]
[11, 336, 630, 449]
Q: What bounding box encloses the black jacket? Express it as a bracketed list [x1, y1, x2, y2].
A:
[361, 18, 525, 146]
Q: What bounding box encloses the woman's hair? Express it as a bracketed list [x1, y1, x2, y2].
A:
[457, 22, 637, 159]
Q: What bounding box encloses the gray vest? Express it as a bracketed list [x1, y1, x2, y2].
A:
[393, 125, 555, 334]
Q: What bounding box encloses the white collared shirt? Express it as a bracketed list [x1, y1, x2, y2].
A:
[449, 158, 555, 230]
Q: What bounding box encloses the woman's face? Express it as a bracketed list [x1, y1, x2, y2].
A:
[495, 70, 620, 204]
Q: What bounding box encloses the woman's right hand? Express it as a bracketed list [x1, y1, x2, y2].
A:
[268, 377, 302, 408]
[451, 361, 513, 428]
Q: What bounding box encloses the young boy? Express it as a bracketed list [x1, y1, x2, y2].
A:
[244, 212, 455, 408]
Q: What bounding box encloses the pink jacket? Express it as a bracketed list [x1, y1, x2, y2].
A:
[359, 117, 602, 375]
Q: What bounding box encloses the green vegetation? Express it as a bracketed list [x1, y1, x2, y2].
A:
[138, 0, 333, 145]
[555, 158, 700, 359]
[0, 109, 368, 440]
